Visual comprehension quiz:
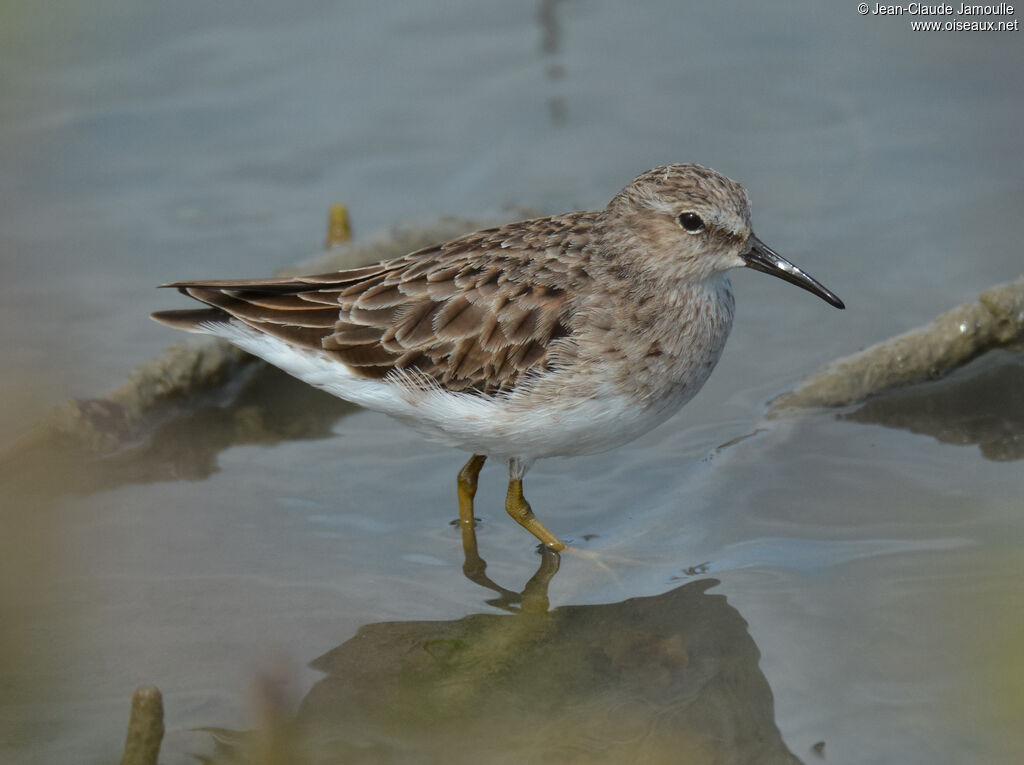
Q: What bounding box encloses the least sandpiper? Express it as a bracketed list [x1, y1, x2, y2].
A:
[153, 164, 844, 551]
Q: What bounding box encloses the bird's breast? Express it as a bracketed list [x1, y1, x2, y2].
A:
[602, 275, 736, 407]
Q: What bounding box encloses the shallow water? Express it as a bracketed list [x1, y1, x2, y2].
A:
[2, 2, 1023, 764]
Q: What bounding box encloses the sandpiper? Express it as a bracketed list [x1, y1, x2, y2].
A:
[153, 164, 844, 551]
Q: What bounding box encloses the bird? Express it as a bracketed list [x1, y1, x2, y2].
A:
[152, 164, 844, 552]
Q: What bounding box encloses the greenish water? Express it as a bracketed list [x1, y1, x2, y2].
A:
[2, 2, 1023, 763]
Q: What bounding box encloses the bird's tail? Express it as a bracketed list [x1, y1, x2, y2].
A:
[150, 307, 230, 332]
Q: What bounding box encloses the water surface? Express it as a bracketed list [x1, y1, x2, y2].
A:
[2, 2, 1023, 763]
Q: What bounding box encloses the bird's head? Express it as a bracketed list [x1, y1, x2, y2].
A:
[602, 164, 844, 309]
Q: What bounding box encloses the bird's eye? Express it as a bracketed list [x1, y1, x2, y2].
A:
[678, 212, 704, 233]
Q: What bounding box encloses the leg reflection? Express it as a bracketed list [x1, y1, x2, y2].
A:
[457, 481, 561, 613]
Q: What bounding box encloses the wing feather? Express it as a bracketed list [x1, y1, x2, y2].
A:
[152, 212, 596, 394]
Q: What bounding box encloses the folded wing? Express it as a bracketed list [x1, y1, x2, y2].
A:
[152, 214, 596, 394]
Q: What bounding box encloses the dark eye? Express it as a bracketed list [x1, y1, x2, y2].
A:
[678, 212, 704, 233]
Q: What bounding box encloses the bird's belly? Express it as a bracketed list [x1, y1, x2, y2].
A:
[426, 389, 685, 459]
[385, 366, 711, 461]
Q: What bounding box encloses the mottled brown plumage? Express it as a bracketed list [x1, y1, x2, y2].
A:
[156, 212, 599, 394]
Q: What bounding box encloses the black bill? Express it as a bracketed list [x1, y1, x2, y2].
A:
[742, 235, 845, 309]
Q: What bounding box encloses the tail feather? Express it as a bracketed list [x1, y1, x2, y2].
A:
[150, 308, 229, 331]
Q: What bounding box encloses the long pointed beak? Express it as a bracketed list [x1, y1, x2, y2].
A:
[742, 235, 845, 309]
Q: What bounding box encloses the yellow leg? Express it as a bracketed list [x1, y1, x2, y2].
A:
[505, 477, 565, 552]
[456, 455, 488, 581]
[457, 454, 487, 527]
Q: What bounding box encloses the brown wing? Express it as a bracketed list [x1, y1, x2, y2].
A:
[152, 213, 597, 394]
